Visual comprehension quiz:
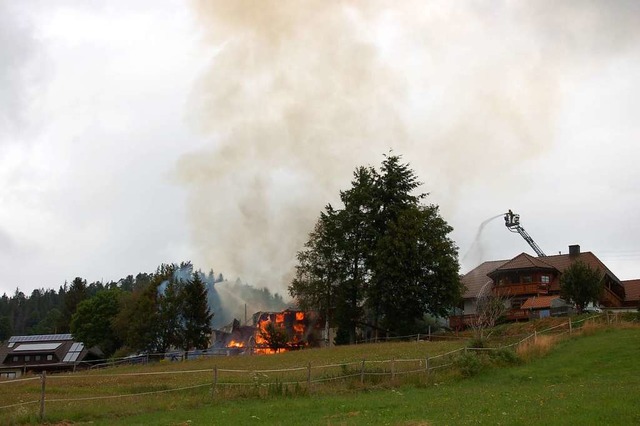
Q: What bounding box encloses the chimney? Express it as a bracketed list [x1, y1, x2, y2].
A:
[569, 245, 580, 256]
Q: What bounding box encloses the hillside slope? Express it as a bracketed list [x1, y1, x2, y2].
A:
[101, 327, 640, 425]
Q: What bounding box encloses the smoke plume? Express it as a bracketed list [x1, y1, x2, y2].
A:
[178, 1, 640, 292]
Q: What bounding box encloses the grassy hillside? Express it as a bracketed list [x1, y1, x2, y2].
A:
[1, 338, 465, 424]
[2, 321, 638, 424]
[99, 326, 640, 425]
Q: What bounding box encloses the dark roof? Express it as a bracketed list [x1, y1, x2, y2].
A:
[0, 334, 91, 366]
[488, 253, 556, 277]
[461, 259, 509, 299]
[541, 252, 621, 284]
[622, 279, 640, 302]
[463, 251, 623, 299]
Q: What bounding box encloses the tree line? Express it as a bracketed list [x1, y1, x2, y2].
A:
[0, 262, 285, 358]
[289, 154, 463, 344]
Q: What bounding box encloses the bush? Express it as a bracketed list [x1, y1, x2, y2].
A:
[467, 337, 486, 349]
[454, 352, 484, 377]
[488, 348, 520, 366]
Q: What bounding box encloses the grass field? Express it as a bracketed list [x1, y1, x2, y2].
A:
[96, 326, 640, 425]
[1, 319, 638, 425]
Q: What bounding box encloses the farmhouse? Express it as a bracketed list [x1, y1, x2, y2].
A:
[451, 245, 638, 328]
[0, 334, 103, 379]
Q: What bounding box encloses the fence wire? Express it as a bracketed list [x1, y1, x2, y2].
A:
[1, 313, 614, 422]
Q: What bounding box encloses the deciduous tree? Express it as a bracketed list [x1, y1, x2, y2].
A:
[70, 288, 123, 357]
[560, 260, 603, 314]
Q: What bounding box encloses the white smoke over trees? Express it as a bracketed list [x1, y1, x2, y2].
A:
[178, 1, 640, 292]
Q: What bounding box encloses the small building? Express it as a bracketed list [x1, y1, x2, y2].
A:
[0, 334, 103, 379]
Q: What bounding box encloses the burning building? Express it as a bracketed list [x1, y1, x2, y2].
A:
[211, 309, 320, 355]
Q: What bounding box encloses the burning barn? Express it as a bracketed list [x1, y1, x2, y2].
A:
[211, 309, 320, 355]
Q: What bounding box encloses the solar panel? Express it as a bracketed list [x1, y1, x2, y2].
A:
[62, 342, 85, 363]
[14, 343, 62, 351]
[9, 334, 73, 343]
[65, 351, 81, 363]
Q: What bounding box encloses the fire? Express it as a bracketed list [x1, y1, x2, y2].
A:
[219, 310, 315, 355]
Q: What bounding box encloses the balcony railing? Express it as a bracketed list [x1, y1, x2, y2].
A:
[505, 309, 529, 321]
[449, 314, 477, 329]
[493, 283, 548, 297]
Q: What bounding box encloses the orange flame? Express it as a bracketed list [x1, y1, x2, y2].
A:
[227, 340, 244, 348]
[295, 312, 304, 321]
[275, 313, 285, 324]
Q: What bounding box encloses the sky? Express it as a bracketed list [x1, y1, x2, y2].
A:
[1, 0, 639, 297]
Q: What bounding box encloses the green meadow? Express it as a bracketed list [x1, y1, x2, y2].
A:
[2, 321, 639, 425]
[99, 327, 640, 426]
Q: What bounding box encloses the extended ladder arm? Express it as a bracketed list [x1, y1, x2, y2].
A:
[504, 210, 546, 257]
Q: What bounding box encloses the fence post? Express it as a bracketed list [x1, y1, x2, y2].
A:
[391, 358, 395, 382]
[416, 333, 420, 343]
[569, 320, 572, 335]
[425, 355, 430, 375]
[39, 371, 46, 421]
[307, 361, 312, 393]
[211, 366, 218, 398]
[360, 359, 365, 385]
[534, 330, 537, 343]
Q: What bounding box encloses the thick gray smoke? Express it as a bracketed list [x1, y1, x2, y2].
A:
[178, 1, 640, 292]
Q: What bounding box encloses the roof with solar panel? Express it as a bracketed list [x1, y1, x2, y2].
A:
[1, 333, 102, 373]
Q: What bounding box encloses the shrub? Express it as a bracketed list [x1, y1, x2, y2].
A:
[488, 348, 520, 366]
[467, 337, 486, 349]
[454, 352, 484, 377]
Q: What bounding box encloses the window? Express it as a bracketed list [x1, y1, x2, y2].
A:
[522, 276, 532, 283]
[12, 356, 18, 362]
[24, 356, 30, 362]
[46, 355, 53, 361]
[35, 355, 41, 361]
[541, 275, 550, 284]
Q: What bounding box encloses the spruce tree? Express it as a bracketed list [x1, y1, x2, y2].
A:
[181, 273, 213, 351]
[290, 153, 462, 340]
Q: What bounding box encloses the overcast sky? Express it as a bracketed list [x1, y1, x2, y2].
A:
[1, 1, 639, 297]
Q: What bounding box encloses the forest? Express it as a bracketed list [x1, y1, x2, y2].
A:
[0, 262, 286, 358]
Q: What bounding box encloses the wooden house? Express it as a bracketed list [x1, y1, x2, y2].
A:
[450, 245, 633, 329]
[0, 334, 102, 379]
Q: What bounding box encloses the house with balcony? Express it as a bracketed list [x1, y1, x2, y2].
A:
[450, 245, 631, 329]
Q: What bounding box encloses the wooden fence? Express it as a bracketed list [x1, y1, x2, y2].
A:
[0, 315, 605, 421]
